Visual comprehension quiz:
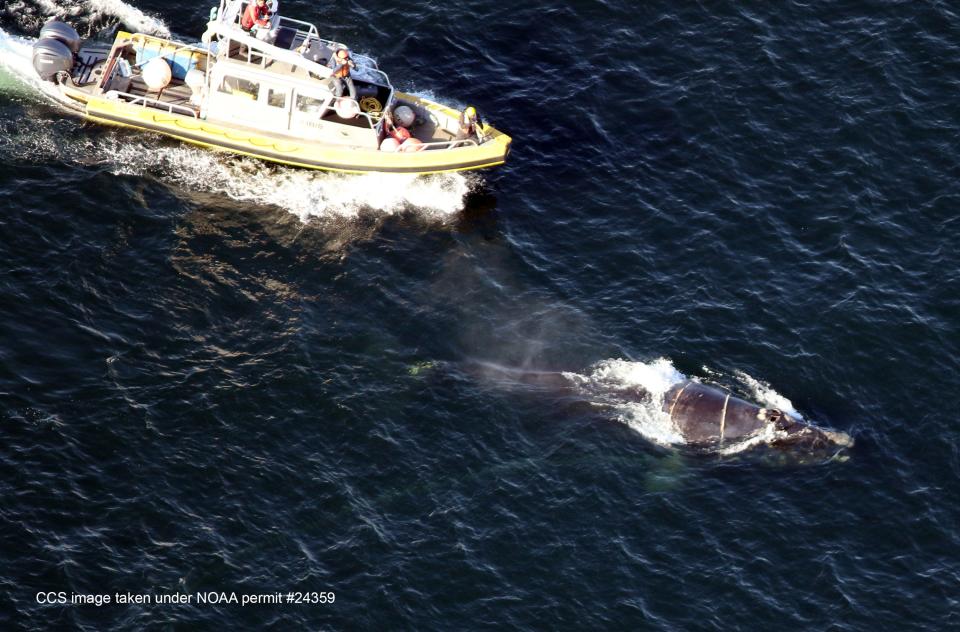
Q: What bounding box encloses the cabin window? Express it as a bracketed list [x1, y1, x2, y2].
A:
[218, 75, 260, 100]
[267, 88, 287, 109]
[296, 94, 326, 114]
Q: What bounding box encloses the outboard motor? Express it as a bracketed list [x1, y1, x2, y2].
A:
[32, 19, 81, 82]
[39, 19, 81, 53]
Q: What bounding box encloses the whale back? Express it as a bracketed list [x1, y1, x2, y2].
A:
[663, 381, 768, 444]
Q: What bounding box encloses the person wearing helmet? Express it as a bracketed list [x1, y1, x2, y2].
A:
[456, 106, 481, 142]
[327, 48, 357, 100]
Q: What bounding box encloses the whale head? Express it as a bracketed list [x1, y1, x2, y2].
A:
[764, 409, 855, 457]
[664, 381, 854, 460]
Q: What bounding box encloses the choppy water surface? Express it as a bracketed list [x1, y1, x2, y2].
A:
[2, 1, 959, 629]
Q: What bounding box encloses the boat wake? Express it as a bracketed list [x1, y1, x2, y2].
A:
[0, 26, 67, 102]
[95, 138, 477, 220]
[0, 0, 169, 38]
[0, 24, 476, 221]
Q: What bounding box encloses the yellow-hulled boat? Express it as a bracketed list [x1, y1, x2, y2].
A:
[30, 0, 511, 174]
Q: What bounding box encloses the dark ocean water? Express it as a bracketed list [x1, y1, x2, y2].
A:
[1, 0, 959, 629]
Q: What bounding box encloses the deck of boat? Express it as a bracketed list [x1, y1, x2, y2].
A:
[69, 36, 465, 147]
[124, 75, 195, 109]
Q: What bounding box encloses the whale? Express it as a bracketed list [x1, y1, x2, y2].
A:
[661, 380, 853, 453]
[465, 361, 854, 456]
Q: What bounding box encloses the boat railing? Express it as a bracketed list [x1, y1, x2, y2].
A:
[290, 28, 380, 72]
[273, 15, 319, 45]
[216, 2, 324, 53]
[110, 91, 200, 118]
[416, 138, 480, 150]
[350, 61, 390, 87]
[256, 20, 388, 85]
[313, 96, 381, 131]
[128, 35, 212, 65]
[213, 0, 387, 85]
[219, 32, 392, 92]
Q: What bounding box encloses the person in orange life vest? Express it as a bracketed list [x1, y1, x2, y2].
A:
[327, 48, 357, 100]
[455, 106, 481, 142]
[382, 108, 412, 142]
[241, 0, 271, 31]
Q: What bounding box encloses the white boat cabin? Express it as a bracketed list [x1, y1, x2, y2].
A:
[200, 0, 395, 148]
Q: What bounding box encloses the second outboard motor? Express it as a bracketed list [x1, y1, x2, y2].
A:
[32, 38, 74, 82]
[39, 19, 81, 54]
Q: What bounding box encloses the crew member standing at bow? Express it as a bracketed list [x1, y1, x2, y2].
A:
[328, 48, 357, 100]
[456, 106, 482, 142]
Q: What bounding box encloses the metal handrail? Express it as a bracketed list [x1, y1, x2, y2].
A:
[274, 16, 319, 43]
[313, 95, 379, 130]
[111, 90, 200, 118]
[350, 62, 390, 88]
[128, 35, 211, 66]
[216, 1, 390, 86]
[261, 23, 389, 86]
[291, 28, 379, 71]
[220, 2, 320, 47]
[415, 138, 480, 150]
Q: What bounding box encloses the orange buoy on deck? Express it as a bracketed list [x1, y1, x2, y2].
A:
[379, 137, 400, 152]
[400, 138, 425, 152]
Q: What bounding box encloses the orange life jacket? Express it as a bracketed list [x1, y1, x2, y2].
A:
[332, 56, 352, 78]
[389, 126, 411, 142]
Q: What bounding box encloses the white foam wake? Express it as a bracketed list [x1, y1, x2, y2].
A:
[565, 358, 687, 447]
[4, 124, 475, 219]
[90, 138, 474, 220]
[0, 27, 65, 102]
[85, 0, 169, 36]
[1, 0, 169, 37]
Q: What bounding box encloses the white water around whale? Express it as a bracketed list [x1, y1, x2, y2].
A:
[733, 369, 803, 420]
[564, 358, 686, 447]
[564, 358, 805, 451]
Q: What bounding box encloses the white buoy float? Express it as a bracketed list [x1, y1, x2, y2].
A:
[184, 68, 204, 104]
[393, 105, 415, 127]
[142, 57, 172, 91]
[400, 137, 425, 152]
[334, 97, 360, 119]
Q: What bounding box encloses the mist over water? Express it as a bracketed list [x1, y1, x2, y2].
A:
[3, 0, 960, 630]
